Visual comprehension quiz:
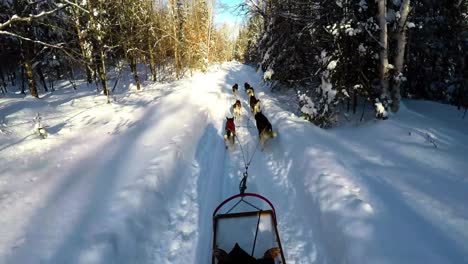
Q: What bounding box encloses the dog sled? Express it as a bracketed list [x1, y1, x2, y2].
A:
[212, 193, 286, 264]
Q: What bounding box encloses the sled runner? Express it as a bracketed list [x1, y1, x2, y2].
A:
[212, 193, 286, 264]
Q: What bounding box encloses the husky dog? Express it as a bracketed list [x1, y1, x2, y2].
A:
[244, 82, 251, 92]
[232, 83, 238, 97]
[232, 100, 242, 118]
[254, 111, 276, 149]
[246, 87, 255, 97]
[249, 95, 261, 115]
[224, 117, 236, 148]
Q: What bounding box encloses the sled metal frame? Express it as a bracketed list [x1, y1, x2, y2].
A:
[212, 193, 287, 264]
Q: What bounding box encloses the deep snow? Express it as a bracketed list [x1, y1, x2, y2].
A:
[0, 62, 467, 264]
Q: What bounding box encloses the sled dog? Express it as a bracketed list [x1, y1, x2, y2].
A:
[244, 82, 251, 92]
[249, 95, 261, 115]
[232, 100, 242, 118]
[224, 117, 235, 148]
[246, 87, 255, 97]
[254, 111, 276, 149]
[232, 83, 238, 97]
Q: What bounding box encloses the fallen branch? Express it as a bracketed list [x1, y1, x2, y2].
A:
[425, 133, 438, 148]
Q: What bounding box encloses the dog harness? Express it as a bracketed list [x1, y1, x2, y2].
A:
[226, 120, 235, 133]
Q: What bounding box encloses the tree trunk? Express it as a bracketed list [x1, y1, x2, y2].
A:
[347, 97, 350, 112]
[171, 0, 186, 79]
[24, 61, 38, 98]
[144, 60, 148, 81]
[99, 49, 110, 103]
[378, 0, 389, 101]
[69, 65, 77, 90]
[148, 39, 157, 82]
[353, 89, 358, 114]
[84, 0, 99, 85]
[173, 22, 180, 78]
[9, 71, 15, 86]
[206, 0, 213, 63]
[37, 66, 48, 92]
[130, 55, 141, 90]
[391, 0, 411, 113]
[50, 79, 55, 91]
[55, 65, 61, 81]
[21, 66, 26, 94]
[74, 17, 94, 84]
[94, 63, 100, 92]
[0, 67, 7, 94]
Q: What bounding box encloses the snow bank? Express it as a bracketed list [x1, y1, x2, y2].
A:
[263, 68, 274, 81]
[226, 65, 468, 263]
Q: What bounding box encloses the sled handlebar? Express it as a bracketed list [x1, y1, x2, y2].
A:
[212, 193, 278, 225]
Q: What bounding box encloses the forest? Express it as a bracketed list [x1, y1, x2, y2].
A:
[235, 0, 468, 126]
[0, 0, 234, 102]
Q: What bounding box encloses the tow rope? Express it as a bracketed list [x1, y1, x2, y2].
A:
[235, 133, 260, 195]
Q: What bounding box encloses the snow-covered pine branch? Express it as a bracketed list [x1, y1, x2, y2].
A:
[0, 3, 69, 30]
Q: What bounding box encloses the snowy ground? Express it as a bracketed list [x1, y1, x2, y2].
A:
[1, 62, 467, 264]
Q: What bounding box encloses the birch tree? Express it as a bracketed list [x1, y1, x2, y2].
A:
[391, 0, 411, 112]
[377, 0, 390, 112]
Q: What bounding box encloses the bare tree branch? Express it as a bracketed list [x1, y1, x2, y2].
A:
[236, 0, 266, 18]
[62, 0, 89, 14]
[0, 30, 64, 49]
[0, 30, 80, 62]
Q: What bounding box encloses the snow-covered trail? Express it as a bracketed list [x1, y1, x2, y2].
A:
[1, 62, 468, 264]
[218, 67, 323, 263]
